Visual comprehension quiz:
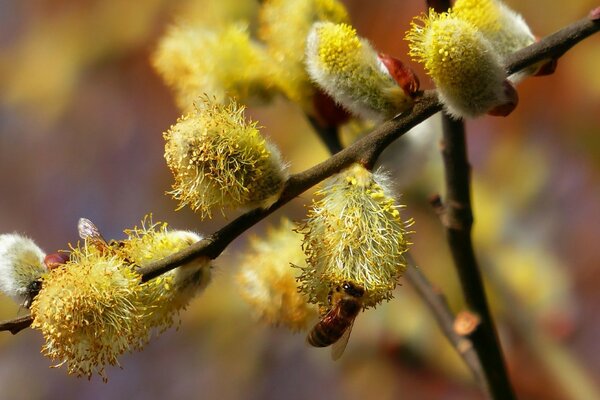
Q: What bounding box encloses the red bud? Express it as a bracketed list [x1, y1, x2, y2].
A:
[378, 53, 420, 97]
[312, 89, 351, 128]
[488, 80, 519, 117]
[44, 252, 70, 270]
[533, 59, 558, 76]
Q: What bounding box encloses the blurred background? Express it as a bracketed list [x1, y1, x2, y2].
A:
[0, 0, 599, 399]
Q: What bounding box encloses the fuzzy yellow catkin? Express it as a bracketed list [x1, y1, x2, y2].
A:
[297, 164, 412, 309]
[164, 97, 288, 218]
[452, 0, 536, 81]
[30, 244, 149, 382]
[453, 0, 535, 58]
[236, 219, 318, 331]
[305, 22, 414, 121]
[258, 0, 349, 111]
[152, 23, 280, 111]
[406, 9, 510, 119]
[120, 216, 211, 332]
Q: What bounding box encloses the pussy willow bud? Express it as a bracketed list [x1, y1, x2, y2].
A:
[30, 244, 148, 382]
[121, 217, 211, 331]
[152, 24, 279, 110]
[306, 22, 417, 121]
[258, 0, 349, 111]
[236, 219, 318, 331]
[297, 164, 412, 309]
[452, 0, 537, 81]
[0, 233, 47, 307]
[406, 10, 517, 119]
[164, 97, 288, 218]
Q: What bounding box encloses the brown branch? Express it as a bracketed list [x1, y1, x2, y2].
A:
[404, 255, 487, 392]
[0, 315, 33, 335]
[434, 116, 516, 400]
[2, 11, 599, 335]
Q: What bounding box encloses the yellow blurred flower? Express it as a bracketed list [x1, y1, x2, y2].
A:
[258, 0, 349, 112]
[153, 23, 280, 111]
[236, 219, 318, 331]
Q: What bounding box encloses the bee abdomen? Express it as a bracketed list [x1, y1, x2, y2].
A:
[307, 321, 346, 347]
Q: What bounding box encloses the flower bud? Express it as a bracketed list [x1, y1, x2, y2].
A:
[306, 22, 416, 121]
[164, 97, 288, 218]
[0, 233, 47, 307]
[297, 164, 412, 309]
[236, 219, 318, 331]
[406, 10, 516, 118]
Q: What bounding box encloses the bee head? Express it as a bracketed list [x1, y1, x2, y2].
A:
[341, 282, 364, 298]
[23, 279, 43, 308]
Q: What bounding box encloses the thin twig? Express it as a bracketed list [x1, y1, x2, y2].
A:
[404, 255, 487, 392]
[2, 11, 599, 335]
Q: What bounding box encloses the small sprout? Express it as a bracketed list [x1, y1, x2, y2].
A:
[152, 23, 279, 111]
[406, 9, 517, 118]
[306, 22, 417, 121]
[236, 219, 318, 331]
[30, 244, 149, 381]
[164, 97, 288, 218]
[297, 164, 412, 309]
[258, 0, 349, 111]
[0, 233, 47, 308]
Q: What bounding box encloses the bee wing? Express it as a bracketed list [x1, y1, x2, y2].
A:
[78, 218, 108, 246]
[330, 318, 355, 361]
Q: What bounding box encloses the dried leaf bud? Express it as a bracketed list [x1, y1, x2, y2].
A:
[152, 23, 279, 111]
[164, 97, 288, 218]
[0, 233, 47, 307]
[258, 0, 349, 111]
[406, 10, 515, 119]
[30, 245, 149, 381]
[306, 22, 415, 121]
[297, 164, 412, 309]
[121, 216, 211, 331]
[236, 219, 318, 331]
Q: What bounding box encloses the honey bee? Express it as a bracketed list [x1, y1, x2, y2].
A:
[78, 218, 110, 251]
[307, 281, 365, 360]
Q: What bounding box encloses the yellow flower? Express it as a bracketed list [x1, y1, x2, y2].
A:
[306, 22, 415, 121]
[258, 0, 349, 111]
[30, 245, 148, 381]
[406, 10, 516, 118]
[164, 97, 288, 218]
[121, 216, 211, 331]
[152, 23, 280, 111]
[297, 164, 412, 308]
[236, 219, 318, 331]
